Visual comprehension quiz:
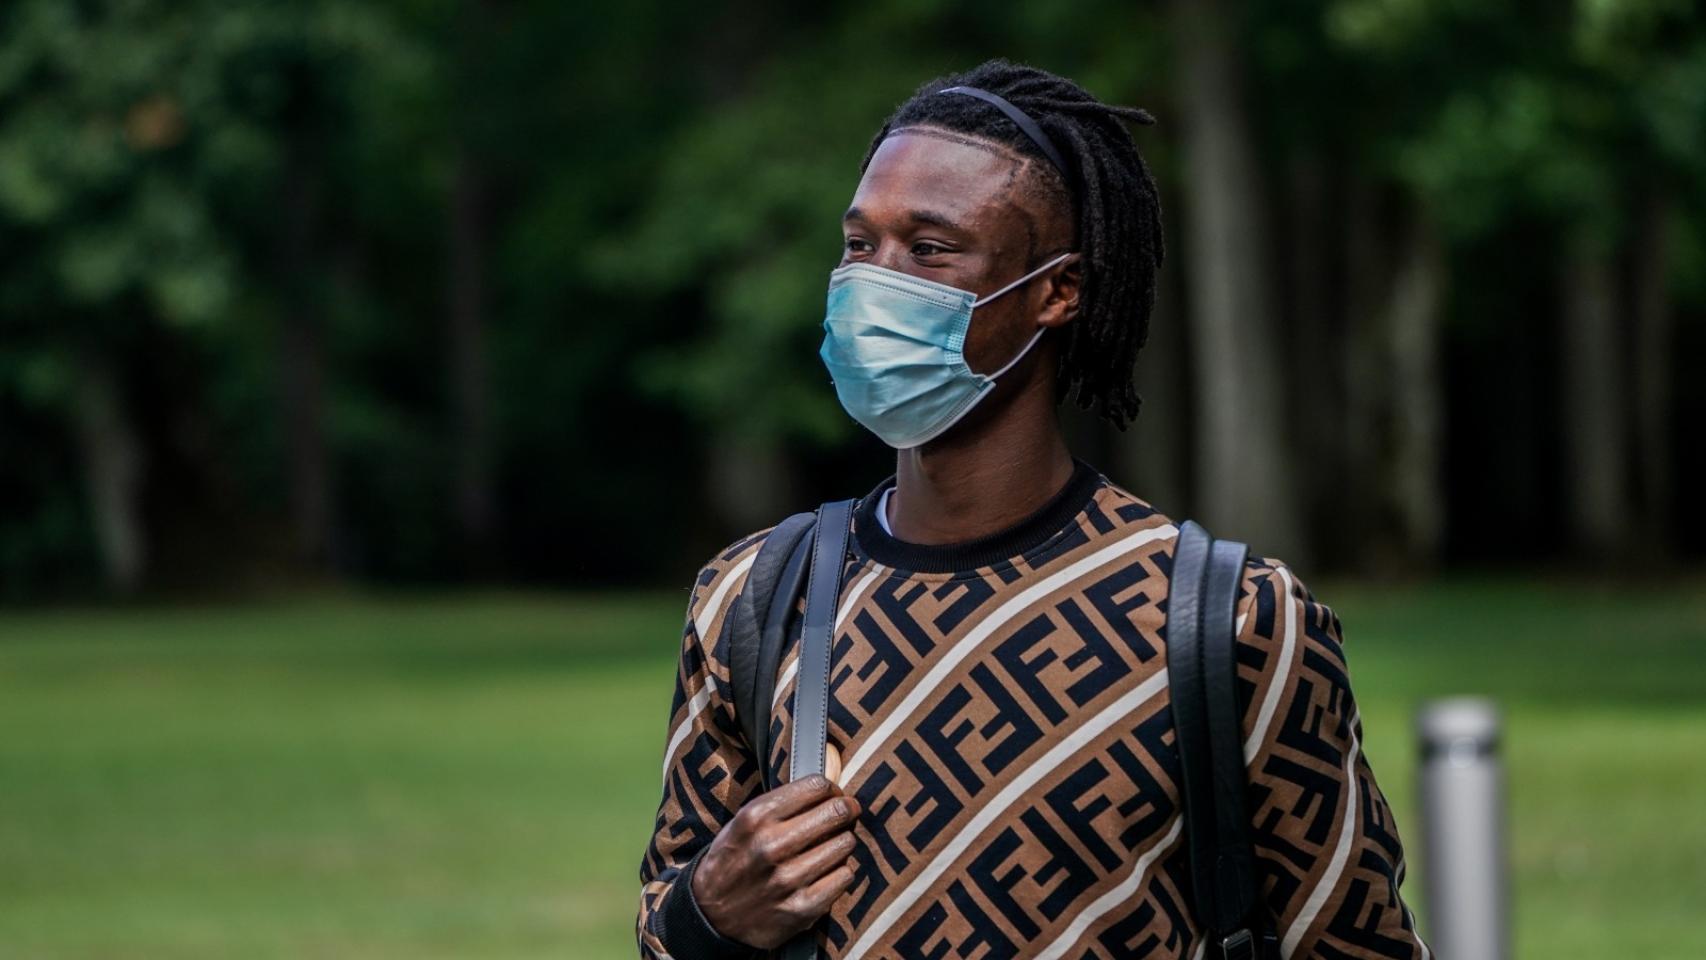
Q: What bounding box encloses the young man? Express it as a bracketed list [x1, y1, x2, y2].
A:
[638, 60, 1430, 959]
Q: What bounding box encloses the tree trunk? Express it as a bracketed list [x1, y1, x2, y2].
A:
[277, 124, 333, 569]
[447, 147, 496, 572]
[1560, 228, 1633, 557]
[1341, 177, 1390, 569]
[1284, 148, 1339, 557]
[1173, 0, 1305, 562]
[1340, 190, 1444, 572]
[1631, 189, 1674, 557]
[70, 355, 145, 594]
[1383, 209, 1446, 569]
[279, 302, 330, 568]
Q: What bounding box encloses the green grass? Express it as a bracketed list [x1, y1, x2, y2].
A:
[0, 576, 1702, 958]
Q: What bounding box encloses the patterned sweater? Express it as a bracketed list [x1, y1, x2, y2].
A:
[637, 457, 1431, 959]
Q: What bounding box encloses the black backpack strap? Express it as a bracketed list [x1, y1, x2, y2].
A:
[754, 530, 813, 790]
[728, 510, 816, 786]
[1204, 535, 1259, 950]
[785, 498, 854, 785]
[1169, 519, 1271, 960]
[1169, 521, 1218, 931]
[779, 498, 855, 960]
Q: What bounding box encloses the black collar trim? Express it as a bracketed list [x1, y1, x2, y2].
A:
[851, 456, 1104, 574]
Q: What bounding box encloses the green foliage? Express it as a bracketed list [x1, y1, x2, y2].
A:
[599, 24, 935, 445]
[1325, 0, 1706, 241]
[0, 1, 417, 330]
[0, 1, 434, 589]
[1, 0, 1704, 591]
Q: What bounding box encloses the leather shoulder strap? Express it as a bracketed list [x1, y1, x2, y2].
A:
[786, 498, 854, 785]
[727, 511, 816, 781]
[1168, 519, 1267, 959]
[753, 530, 813, 790]
[1203, 536, 1255, 929]
[780, 498, 855, 960]
[1168, 519, 1218, 930]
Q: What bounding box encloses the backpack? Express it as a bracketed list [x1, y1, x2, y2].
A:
[723, 500, 1276, 960]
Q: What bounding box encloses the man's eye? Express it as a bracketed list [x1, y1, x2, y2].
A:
[912, 241, 947, 257]
[844, 237, 872, 254]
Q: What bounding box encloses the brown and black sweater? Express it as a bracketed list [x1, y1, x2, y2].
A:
[638, 457, 1430, 959]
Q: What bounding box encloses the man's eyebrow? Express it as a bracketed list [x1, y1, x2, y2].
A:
[840, 206, 964, 232]
[908, 209, 962, 231]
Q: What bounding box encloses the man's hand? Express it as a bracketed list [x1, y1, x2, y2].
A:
[690, 772, 862, 950]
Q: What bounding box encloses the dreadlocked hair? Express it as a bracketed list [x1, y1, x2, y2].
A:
[858, 59, 1164, 429]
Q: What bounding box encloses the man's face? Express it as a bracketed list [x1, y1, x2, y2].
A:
[839, 127, 1072, 378]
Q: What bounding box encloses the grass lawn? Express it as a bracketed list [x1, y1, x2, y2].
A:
[0, 576, 1702, 958]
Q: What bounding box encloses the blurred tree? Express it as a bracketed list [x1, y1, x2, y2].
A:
[1339, 0, 1706, 561]
[0, 1, 242, 591]
[0, 1, 424, 591]
[601, 4, 971, 529]
[2, 0, 1703, 597]
[443, 0, 498, 572]
[1172, 0, 1308, 564]
[1572, 0, 1706, 558]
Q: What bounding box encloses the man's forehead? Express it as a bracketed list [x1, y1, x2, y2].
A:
[847, 128, 1035, 226]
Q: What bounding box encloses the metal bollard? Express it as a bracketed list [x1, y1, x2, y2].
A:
[1416, 697, 1509, 960]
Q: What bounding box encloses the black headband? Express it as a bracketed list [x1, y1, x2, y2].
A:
[936, 85, 1071, 183]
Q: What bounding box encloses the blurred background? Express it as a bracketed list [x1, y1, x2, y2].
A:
[1, 0, 1702, 957]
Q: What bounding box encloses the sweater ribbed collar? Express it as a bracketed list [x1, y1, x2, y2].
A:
[851, 456, 1104, 574]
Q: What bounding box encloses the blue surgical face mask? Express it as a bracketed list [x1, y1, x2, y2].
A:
[818, 251, 1074, 449]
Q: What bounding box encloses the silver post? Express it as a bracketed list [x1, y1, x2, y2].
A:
[1416, 697, 1509, 960]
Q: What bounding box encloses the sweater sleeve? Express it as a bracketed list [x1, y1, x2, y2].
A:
[636, 533, 772, 960]
[1232, 559, 1432, 959]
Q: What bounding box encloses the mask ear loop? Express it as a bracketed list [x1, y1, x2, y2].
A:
[985, 324, 1049, 380]
[970, 250, 1077, 308]
[973, 250, 1077, 380]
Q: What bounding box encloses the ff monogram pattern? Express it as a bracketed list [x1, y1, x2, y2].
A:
[638, 462, 1430, 959]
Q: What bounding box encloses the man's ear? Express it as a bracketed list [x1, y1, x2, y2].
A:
[1037, 253, 1083, 328]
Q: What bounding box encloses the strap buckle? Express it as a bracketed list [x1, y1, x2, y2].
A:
[1219, 928, 1256, 960]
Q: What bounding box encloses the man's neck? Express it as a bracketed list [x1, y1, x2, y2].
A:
[885, 378, 1077, 545]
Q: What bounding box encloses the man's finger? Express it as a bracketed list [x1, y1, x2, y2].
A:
[739, 773, 839, 824]
[776, 828, 858, 890]
[769, 792, 860, 858]
[786, 861, 858, 922]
